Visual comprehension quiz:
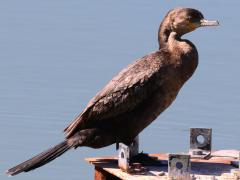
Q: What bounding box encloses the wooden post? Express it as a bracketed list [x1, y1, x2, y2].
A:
[94, 166, 120, 180]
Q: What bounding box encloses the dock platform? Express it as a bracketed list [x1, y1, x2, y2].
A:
[86, 150, 240, 180]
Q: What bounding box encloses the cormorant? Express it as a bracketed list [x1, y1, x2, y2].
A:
[6, 7, 219, 176]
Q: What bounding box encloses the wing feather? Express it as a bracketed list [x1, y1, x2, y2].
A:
[64, 51, 167, 138]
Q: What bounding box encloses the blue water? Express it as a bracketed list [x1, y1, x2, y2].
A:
[0, 1, 239, 179]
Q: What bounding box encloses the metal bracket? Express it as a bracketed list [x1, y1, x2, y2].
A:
[118, 136, 139, 172]
[189, 128, 212, 159]
[168, 154, 191, 180]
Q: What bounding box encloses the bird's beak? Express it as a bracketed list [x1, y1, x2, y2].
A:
[200, 19, 219, 27]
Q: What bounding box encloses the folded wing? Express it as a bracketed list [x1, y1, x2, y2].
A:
[64, 51, 167, 138]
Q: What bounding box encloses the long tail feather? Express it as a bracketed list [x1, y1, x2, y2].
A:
[6, 140, 71, 176]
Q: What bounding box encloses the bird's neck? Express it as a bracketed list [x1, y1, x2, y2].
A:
[167, 31, 199, 83]
[158, 22, 172, 49]
[167, 32, 181, 52]
[167, 32, 196, 56]
[158, 18, 182, 49]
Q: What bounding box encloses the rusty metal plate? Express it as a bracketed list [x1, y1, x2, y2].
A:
[168, 154, 191, 180]
[118, 136, 139, 172]
[189, 128, 212, 159]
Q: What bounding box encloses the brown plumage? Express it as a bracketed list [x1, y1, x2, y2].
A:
[6, 7, 219, 176]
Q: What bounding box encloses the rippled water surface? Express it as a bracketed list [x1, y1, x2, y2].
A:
[0, 1, 239, 179]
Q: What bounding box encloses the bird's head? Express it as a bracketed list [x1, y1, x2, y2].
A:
[159, 7, 219, 47]
[169, 8, 219, 35]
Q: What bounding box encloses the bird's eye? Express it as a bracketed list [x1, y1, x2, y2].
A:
[187, 15, 198, 23]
